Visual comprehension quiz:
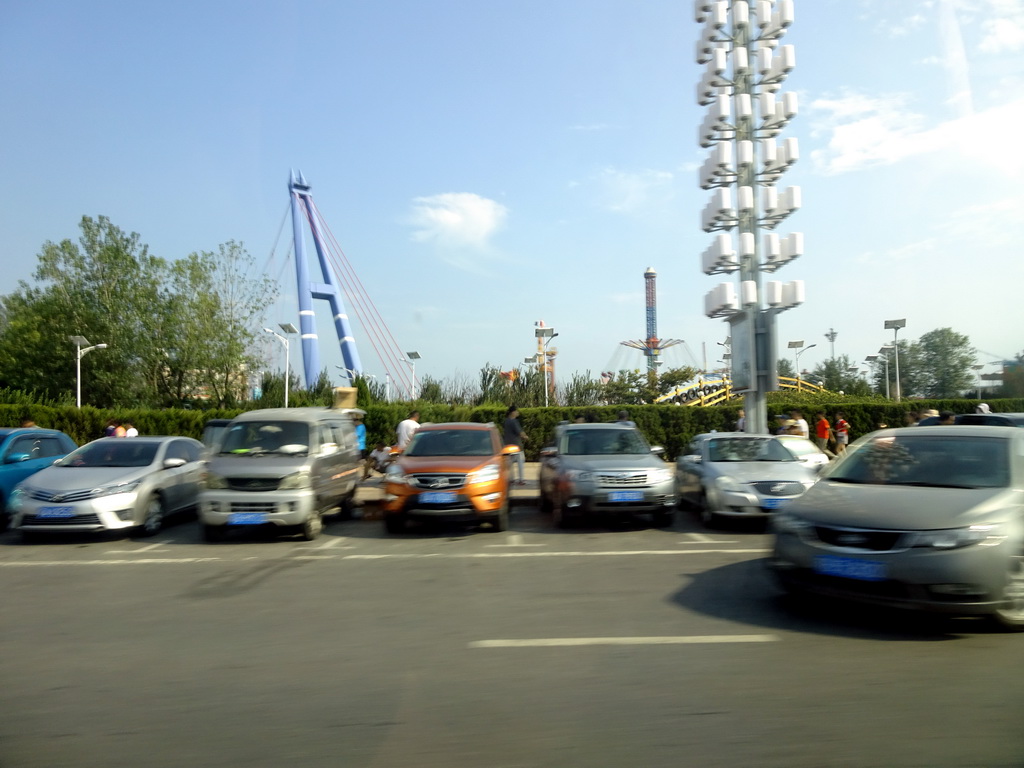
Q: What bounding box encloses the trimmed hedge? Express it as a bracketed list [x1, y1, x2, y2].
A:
[3, 399, 1021, 461]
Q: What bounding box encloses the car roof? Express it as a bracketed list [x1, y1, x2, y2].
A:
[558, 422, 637, 430]
[419, 422, 496, 431]
[0, 427, 69, 438]
[871, 425, 1018, 438]
[229, 408, 355, 422]
[89, 436, 201, 444]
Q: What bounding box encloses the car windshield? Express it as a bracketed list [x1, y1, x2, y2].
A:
[707, 437, 795, 462]
[827, 435, 1009, 488]
[58, 441, 158, 468]
[219, 422, 310, 456]
[405, 429, 494, 457]
[562, 428, 650, 455]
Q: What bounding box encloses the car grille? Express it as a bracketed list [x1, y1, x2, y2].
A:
[814, 525, 905, 552]
[596, 472, 648, 488]
[409, 473, 467, 490]
[24, 488, 97, 503]
[229, 501, 277, 514]
[750, 481, 805, 496]
[227, 477, 280, 492]
[21, 513, 102, 527]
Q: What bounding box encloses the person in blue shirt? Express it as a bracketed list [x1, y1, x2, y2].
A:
[353, 415, 367, 458]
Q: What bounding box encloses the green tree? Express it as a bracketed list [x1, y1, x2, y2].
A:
[809, 354, 872, 396]
[913, 327, 975, 397]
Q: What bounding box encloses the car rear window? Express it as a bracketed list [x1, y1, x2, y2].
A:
[827, 435, 1009, 488]
[219, 422, 310, 455]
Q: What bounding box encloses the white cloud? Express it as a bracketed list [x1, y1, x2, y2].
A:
[596, 167, 674, 213]
[979, 16, 1024, 52]
[407, 193, 508, 249]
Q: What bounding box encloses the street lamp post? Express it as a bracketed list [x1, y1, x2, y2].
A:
[884, 319, 907, 402]
[879, 345, 895, 399]
[535, 325, 558, 407]
[972, 364, 984, 399]
[69, 335, 108, 408]
[405, 351, 421, 400]
[264, 322, 298, 407]
[788, 341, 815, 390]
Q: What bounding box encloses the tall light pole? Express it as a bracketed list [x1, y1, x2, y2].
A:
[405, 351, 421, 400]
[884, 318, 906, 402]
[825, 328, 837, 359]
[535, 324, 557, 407]
[264, 322, 298, 407]
[879, 345, 895, 399]
[69, 335, 108, 408]
[697, 0, 803, 434]
[972, 364, 984, 399]
[794, 342, 815, 390]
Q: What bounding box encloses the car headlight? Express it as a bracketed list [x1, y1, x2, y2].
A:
[204, 472, 228, 490]
[714, 475, 743, 493]
[913, 524, 1006, 550]
[773, 511, 814, 535]
[467, 463, 501, 485]
[278, 470, 311, 490]
[648, 468, 673, 484]
[384, 465, 409, 485]
[92, 480, 141, 498]
[566, 469, 593, 482]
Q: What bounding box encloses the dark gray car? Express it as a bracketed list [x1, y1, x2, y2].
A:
[538, 423, 676, 528]
[768, 425, 1024, 631]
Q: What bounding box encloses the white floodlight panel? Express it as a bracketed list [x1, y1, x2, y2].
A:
[761, 138, 777, 166]
[714, 187, 733, 216]
[715, 141, 732, 168]
[696, 39, 714, 64]
[702, 248, 719, 275]
[759, 92, 776, 121]
[713, 232, 735, 261]
[781, 91, 798, 119]
[777, 0, 794, 28]
[737, 186, 754, 213]
[694, 0, 715, 23]
[776, 45, 796, 75]
[739, 232, 756, 257]
[741, 280, 757, 307]
[713, 94, 731, 121]
[758, 47, 773, 76]
[763, 232, 781, 260]
[733, 47, 750, 75]
[736, 93, 753, 119]
[757, 1, 773, 29]
[765, 281, 783, 306]
[783, 280, 805, 308]
[736, 140, 753, 168]
[710, 47, 728, 77]
[720, 282, 738, 310]
[732, 0, 749, 28]
[783, 185, 801, 212]
[762, 186, 778, 214]
[782, 137, 799, 165]
[784, 232, 804, 258]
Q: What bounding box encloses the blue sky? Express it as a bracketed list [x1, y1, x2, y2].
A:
[3, 0, 1023, 393]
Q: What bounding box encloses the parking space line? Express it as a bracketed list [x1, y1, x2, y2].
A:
[469, 635, 779, 648]
[485, 533, 546, 548]
[345, 549, 769, 559]
[103, 541, 171, 554]
[684, 533, 738, 544]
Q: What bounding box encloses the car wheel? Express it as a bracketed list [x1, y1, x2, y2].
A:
[552, 498, 574, 530]
[137, 495, 165, 537]
[384, 514, 406, 535]
[300, 513, 323, 541]
[652, 510, 674, 528]
[539, 488, 552, 514]
[698, 490, 717, 529]
[991, 552, 1024, 631]
[203, 524, 225, 543]
[489, 500, 510, 532]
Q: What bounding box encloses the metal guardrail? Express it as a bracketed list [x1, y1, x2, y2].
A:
[655, 375, 826, 406]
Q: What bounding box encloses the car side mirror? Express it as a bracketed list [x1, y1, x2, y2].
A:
[683, 454, 701, 463]
[539, 446, 557, 458]
[502, 445, 521, 455]
[5, 453, 31, 464]
[163, 458, 187, 469]
[650, 446, 665, 455]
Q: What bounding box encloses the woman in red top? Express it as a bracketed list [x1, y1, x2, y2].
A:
[813, 411, 836, 458]
[833, 411, 851, 454]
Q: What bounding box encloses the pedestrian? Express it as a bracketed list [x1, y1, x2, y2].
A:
[124, 422, 138, 437]
[813, 411, 836, 458]
[104, 419, 118, 438]
[20, 417, 36, 428]
[918, 409, 939, 425]
[114, 424, 127, 437]
[503, 405, 528, 485]
[789, 409, 809, 439]
[735, 408, 746, 432]
[833, 411, 851, 454]
[365, 442, 392, 478]
[976, 403, 991, 414]
[904, 411, 919, 427]
[395, 410, 420, 450]
[353, 414, 367, 457]
[616, 410, 636, 427]
[937, 410, 956, 425]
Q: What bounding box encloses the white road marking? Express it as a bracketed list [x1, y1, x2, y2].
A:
[485, 533, 546, 548]
[469, 635, 779, 648]
[684, 533, 737, 544]
[104, 541, 168, 554]
[344, 549, 769, 559]
[314, 538, 344, 550]
[0, 558, 223, 566]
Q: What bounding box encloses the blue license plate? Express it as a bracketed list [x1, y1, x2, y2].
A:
[814, 555, 886, 582]
[37, 506, 75, 519]
[608, 490, 644, 502]
[762, 498, 790, 510]
[228, 512, 268, 525]
[419, 491, 457, 504]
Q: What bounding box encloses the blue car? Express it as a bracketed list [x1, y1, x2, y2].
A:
[0, 427, 78, 526]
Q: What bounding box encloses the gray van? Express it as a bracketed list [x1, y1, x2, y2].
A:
[198, 408, 362, 541]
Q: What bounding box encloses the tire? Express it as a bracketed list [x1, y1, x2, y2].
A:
[652, 510, 674, 528]
[300, 513, 323, 541]
[991, 552, 1024, 631]
[137, 495, 165, 537]
[698, 490, 717, 529]
[489, 500, 510, 532]
[539, 488, 553, 515]
[552, 497, 574, 530]
[384, 514, 406, 535]
[203, 524, 225, 543]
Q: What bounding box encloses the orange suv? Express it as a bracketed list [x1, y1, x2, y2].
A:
[381, 422, 520, 534]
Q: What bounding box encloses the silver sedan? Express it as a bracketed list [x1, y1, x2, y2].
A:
[10, 436, 205, 538]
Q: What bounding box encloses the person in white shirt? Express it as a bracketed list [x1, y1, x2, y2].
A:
[365, 442, 393, 478]
[789, 409, 809, 439]
[396, 410, 420, 450]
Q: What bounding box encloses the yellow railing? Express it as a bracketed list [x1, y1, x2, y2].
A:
[655, 375, 827, 406]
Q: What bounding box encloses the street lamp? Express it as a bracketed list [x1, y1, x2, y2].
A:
[788, 341, 815, 390]
[879, 345, 895, 399]
[264, 322, 298, 407]
[972, 364, 984, 399]
[69, 335, 108, 408]
[884, 319, 907, 401]
[405, 351, 421, 400]
[535, 325, 558, 407]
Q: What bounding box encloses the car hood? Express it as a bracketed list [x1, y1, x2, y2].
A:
[561, 455, 667, 472]
[398, 456, 499, 473]
[702, 461, 817, 483]
[23, 465, 153, 491]
[790, 480, 1015, 530]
